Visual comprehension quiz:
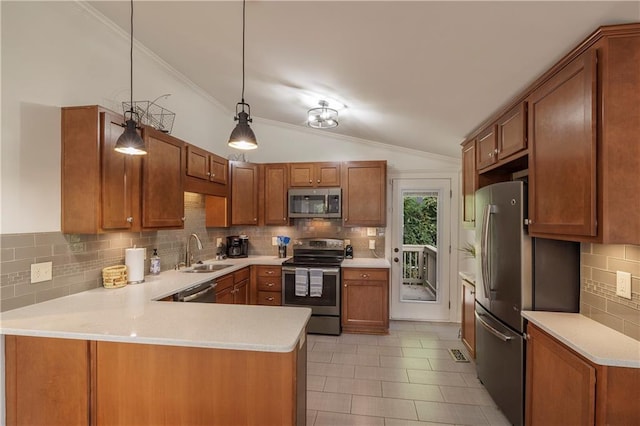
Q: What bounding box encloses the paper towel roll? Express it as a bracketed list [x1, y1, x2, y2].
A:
[125, 248, 145, 284]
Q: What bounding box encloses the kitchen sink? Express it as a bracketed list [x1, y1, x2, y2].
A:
[181, 264, 232, 273]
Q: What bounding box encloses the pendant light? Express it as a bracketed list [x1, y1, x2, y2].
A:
[228, 0, 258, 150]
[114, 0, 146, 155]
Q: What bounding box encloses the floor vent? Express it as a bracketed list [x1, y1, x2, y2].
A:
[448, 348, 469, 362]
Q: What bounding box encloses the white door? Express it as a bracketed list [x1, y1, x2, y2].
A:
[390, 178, 452, 321]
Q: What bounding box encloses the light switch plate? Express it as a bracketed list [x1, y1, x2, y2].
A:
[369, 239, 376, 250]
[616, 271, 632, 299]
[31, 261, 52, 284]
[367, 227, 377, 237]
[216, 238, 223, 246]
[272, 237, 278, 246]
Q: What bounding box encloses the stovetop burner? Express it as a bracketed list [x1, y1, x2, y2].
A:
[283, 238, 345, 267]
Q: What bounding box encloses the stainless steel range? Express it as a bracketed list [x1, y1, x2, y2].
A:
[282, 238, 344, 335]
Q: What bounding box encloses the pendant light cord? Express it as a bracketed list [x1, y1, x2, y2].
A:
[129, 0, 134, 110]
[241, 0, 246, 105]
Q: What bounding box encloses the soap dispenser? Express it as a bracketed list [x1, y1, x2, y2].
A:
[150, 248, 161, 275]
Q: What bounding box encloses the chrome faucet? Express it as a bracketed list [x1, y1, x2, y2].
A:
[185, 233, 203, 267]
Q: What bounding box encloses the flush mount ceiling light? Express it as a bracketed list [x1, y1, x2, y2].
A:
[114, 0, 146, 156]
[307, 100, 339, 129]
[228, 0, 257, 150]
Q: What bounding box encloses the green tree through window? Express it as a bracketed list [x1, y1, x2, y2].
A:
[403, 193, 438, 246]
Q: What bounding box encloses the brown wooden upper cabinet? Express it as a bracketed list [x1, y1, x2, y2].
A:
[342, 161, 387, 227]
[230, 161, 259, 226]
[262, 163, 290, 226]
[497, 102, 527, 160]
[461, 139, 477, 225]
[460, 24, 640, 244]
[184, 144, 228, 196]
[476, 125, 498, 171]
[289, 162, 341, 187]
[61, 105, 184, 234]
[528, 50, 597, 239]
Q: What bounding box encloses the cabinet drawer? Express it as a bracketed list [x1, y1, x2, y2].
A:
[343, 268, 388, 281]
[257, 276, 282, 292]
[257, 291, 281, 306]
[256, 265, 281, 278]
[234, 267, 250, 283]
[216, 274, 234, 291]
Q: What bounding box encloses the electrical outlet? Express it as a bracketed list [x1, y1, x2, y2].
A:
[272, 237, 278, 246]
[216, 238, 223, 246]
[31, 261, 52, 284]
[367, 227, 376, 237]
[369, 239, 376, 250]
[616, 271, 632, 299]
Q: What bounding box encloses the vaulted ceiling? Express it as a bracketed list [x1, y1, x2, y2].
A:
[89, 1, 639, 158]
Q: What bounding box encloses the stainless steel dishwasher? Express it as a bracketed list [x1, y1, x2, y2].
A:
[171, 280, 217, 303]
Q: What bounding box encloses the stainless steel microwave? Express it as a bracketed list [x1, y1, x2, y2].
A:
[288, 188, 341, 218]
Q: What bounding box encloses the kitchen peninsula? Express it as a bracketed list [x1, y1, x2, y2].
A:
[1, 256, 310, 426]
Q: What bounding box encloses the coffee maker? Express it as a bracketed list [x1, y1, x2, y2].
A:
[226, 235, 249, 258]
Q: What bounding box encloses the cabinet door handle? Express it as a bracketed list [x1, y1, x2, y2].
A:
[181, 217, 186, 221]
[309, 180, 312, 183]
[317, 179, 320, 183]
[126, 217, 133, 223]
[344, 284, 347, 288]
[207, 172, 211, 176]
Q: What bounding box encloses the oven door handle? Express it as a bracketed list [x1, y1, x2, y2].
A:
[181, 283, 217, 302]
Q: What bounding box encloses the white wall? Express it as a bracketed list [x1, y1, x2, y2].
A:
[1, 1, 459, 235]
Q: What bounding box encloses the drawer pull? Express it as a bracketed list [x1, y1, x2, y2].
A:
[266, 296, 274, 302]
[267, 282, 274, 287]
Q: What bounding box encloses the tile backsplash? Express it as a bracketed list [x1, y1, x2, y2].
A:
[581, 243, 640, 341]
[0, 193, 384, 312]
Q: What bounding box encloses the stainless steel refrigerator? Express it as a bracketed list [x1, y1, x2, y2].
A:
[474, 181, 579, 426]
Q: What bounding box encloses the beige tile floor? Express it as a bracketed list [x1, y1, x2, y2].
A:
[306, 321, 511, 426]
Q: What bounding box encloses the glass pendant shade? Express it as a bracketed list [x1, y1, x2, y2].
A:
[115, 116, 146, 155]
[308, 100, 338, 129]
[228, 109, 258, 150]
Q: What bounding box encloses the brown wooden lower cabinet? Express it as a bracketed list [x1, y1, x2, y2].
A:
[216, 267, 249, 304]
[5, 334, 306, 426]
[460, 278, 475, 359]
[4, 335, 92, 426]
[342, 268, 389, 334]
[254, 265, 282, 306]
[525, 323, 640, 426]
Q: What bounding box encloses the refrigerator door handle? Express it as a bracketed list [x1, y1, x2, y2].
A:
[481, 204, 495, 299]
[475, 311, 513, 342]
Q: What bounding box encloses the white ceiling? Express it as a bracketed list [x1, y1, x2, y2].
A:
[89, 1, 639, 158]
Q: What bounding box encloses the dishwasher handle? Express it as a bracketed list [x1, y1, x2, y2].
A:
[181, 283, 217, 302]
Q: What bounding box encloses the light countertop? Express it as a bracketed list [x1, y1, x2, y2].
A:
[522, 311, 640, 368]
[0, 256, 309, 353]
